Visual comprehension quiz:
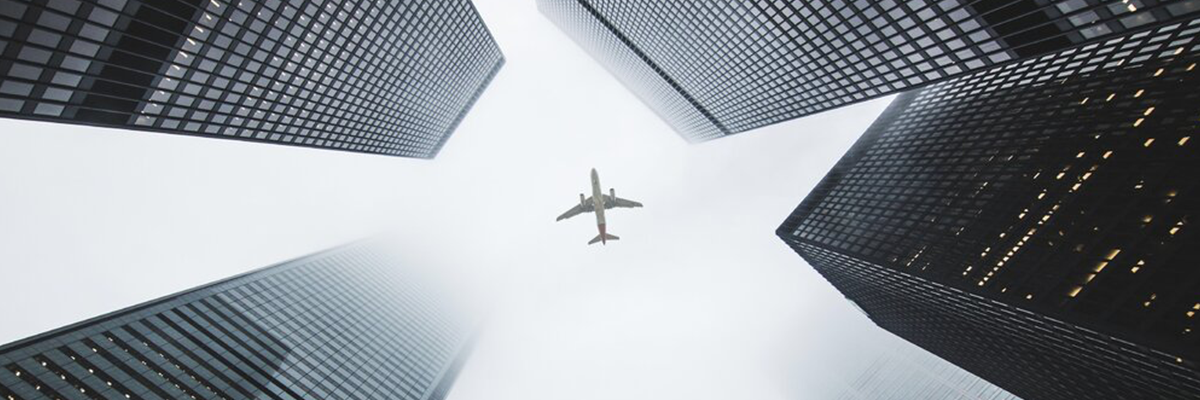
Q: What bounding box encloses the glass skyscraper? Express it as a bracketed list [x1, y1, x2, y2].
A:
[539, 0, 1200, 141]
[779, 17, 1200, 400]
[0, 0, 503, 158]
[0, 243, 472, 400]
[836, 340, 1019, 400]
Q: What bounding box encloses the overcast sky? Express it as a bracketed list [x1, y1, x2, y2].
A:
[0, 1, 927, 399]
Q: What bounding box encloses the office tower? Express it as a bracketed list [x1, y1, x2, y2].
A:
[0, 0, 503, 158]
[836, 339, 1019, 400]
[539, 0, 1200, 141]
[0, 243, 473, 400]
[778, 18, 1200, 400]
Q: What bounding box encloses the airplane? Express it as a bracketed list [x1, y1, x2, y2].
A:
[556, 168, 643, 245]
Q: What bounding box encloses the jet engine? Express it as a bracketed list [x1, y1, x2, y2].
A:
[579, 193, 586, 207]
[610, 188, 616, 199]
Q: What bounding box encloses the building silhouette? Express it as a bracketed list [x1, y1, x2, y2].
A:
[0, 243, 472, 400]
[0, 0, 503, 158]
[539, 0, 1200, 141]
[778, 18, 1200, 400]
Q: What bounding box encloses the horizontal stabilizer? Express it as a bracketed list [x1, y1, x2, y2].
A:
[588, 233, 620, 245]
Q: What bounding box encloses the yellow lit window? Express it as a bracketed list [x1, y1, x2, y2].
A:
[1106, 93, 1116, 101]
[1134, 89, 1145, 98]
[1025, 294, 1033, 300]
[1076, 152, 1086, 158]
[1068, 286, 1083, 297]
[1144, 107, 1155, 116]
[1133, 118, 1145, 127]
[1154, 68, 1164, 77]
[1180, 137, 1190, 146]
[1142, 215, 1153, 223]
[1144, 138, 1155, 147]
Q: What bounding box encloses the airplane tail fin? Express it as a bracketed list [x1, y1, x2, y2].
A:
[588, 233, 620, 245]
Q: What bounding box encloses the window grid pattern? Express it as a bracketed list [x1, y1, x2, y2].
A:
[837, 340, 1020, 400]
[777, 18, 1200, 400]
[540, 0, 1199, 141]
[0, 245, 471, 400]
[537, 0, 725, 141]
[788, 241, 1200, 400]
[0, 0, 503, 158]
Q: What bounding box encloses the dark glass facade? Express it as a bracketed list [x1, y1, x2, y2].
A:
[0, 244, 472, 400]
[778, 18, 1200, 400]
[0, 0, 503, 158]
[539, 0, 1200, 141]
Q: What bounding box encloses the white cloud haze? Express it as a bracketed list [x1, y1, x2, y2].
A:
[0, 1, 926, 399]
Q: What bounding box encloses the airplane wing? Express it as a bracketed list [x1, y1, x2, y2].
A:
[603, 195, 643, 209]
[556, 199, 595, 221]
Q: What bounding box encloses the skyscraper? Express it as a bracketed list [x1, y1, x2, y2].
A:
[778, 18, 1200, 400]
[0, 0, 503, 158]
[836, 338, 1020, 400]
[539, 0, 1200, 141]
[0, 243, 473, 400]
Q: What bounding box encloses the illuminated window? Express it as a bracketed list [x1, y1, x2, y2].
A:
[1169, 221, 1183, 235]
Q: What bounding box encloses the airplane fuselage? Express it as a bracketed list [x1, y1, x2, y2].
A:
[591, 168, 607, 242]
[556, 168, 639, 245]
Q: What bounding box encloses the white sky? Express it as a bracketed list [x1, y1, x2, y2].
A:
[0, 1, 923, 399]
